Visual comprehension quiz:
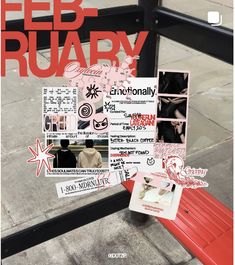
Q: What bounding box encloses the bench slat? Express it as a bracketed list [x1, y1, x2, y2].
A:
[159, 189, 233, 265]
[180, 198, 223, 238]
[182, 192, 231, 232]
[184, 189, 232, 227]
[178, 201, 216, 242]
[122, 181, 233, 265]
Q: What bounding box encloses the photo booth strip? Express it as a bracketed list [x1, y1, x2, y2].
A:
[155, 70, 190, 160]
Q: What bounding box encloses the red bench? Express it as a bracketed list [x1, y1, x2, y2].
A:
[123, 181, 233, 265]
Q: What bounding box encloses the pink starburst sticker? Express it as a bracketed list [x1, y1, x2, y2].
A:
[27, 138, 55, 177]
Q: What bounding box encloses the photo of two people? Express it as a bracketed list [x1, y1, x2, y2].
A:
[48, 139, 109, 169]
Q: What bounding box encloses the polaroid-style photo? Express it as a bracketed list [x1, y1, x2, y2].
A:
[129, 178, 182, 220]
[157, 96, 187, 119]
[158, 71, 189, 95]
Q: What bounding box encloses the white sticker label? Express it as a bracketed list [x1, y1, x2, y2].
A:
[56, 167, 138, 198]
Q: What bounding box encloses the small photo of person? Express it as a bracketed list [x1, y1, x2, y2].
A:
[53, 139, 76, 168]
[157, 96, 187, 119]
[47, 139, 109, 168]
[158, 71, 189, 95]
[156, 120, 186, 144]
[77, 139, 103, 168]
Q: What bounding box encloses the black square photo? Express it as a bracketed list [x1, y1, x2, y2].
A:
[156, 121, 186, 144]
[157, 96, 187, 119]
[158, 71, 189, 95]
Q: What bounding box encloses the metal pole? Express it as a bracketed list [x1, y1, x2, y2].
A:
[137, 0, 160, 77]
[2, 191, 131, 259]
[131, 0, 160, 223]
[153, 7, 233, 64]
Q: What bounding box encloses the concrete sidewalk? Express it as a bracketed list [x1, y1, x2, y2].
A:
[1, 0, 233, 264]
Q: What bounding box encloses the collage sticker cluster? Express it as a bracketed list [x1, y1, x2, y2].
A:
[43, 71, 188, 175]
[41, 62, 208, 220]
